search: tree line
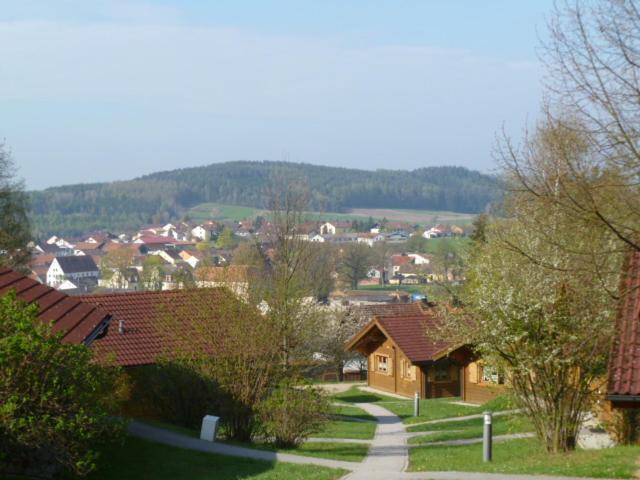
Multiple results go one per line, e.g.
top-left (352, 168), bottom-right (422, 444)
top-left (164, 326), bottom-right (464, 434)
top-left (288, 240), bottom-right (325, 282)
top-left (29, 161), bottom-right (499, 237)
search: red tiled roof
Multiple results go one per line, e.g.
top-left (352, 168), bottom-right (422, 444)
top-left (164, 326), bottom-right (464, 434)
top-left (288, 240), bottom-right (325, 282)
top-left (346, 306), bottom-right (453, 363)
top-left (0, 266), bottom-right (111, 344)
top-left (608, 251), bottom-right (640, 399)
top-left (348, 302), bottom-right (426, 321)
top-left (391, 255), bottom-right (413, 267)
top-left (79, 289), bottom-right (227, 366)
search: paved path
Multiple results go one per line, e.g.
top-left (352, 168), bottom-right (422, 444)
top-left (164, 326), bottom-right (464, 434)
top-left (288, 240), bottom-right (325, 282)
top-left (343, 402), bottom-right (409, 480)
top-left (128, 420), bottom-right (360, 471)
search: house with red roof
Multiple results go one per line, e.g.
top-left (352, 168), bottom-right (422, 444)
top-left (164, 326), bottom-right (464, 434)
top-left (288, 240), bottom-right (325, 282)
top-left (0, 267), bottom-right (112, 345)
top-left (608, 251), bottom-right (640, 408)
top-left (346, 305), bottom-right (505, 403)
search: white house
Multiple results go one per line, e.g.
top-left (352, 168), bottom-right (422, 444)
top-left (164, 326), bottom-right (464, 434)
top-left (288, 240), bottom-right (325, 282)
top-left (310, 234), bottom-right (326, 243)
top-left (191, 225), bottom-right (211, 241)
top-left (408, 253), bottom-right (431, 265)
top-left (422, 227), bottom-right (443, 239)
top-left (47, 256), bottom-right (99, 288)
top-left (320, 222), bottom-right (336, 235)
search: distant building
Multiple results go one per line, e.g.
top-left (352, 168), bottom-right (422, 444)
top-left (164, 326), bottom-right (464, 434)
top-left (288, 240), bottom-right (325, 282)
top-left (46, 255), bottom-right (99, 290)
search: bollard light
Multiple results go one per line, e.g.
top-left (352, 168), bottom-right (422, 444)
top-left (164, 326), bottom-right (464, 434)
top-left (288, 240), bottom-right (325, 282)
top-left (414, 392), bottom-right (420, 417)
top-left (483, 411), bottom-right (492, 462)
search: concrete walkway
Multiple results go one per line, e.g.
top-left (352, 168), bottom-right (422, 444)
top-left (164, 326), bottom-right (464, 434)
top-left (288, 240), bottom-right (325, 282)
top-left (128, 420), bottom-right (360, 471)
top-left (343, 402), bottom-right (409, 480)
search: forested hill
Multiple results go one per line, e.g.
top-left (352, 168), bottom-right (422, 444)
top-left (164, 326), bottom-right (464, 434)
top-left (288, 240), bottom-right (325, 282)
top-left (29, 161), bottom-right (499, 237)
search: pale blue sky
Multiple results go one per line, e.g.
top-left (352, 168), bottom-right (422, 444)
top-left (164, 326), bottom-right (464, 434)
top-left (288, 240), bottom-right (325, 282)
top-left (0, 1), bottom-right (553, 189)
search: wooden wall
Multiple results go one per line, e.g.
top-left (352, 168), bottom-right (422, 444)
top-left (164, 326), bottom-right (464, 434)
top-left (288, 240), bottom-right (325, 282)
top-left (462, 361), bottom-right (504, 404)
top-left (367, 338), bottom-right (421, 397)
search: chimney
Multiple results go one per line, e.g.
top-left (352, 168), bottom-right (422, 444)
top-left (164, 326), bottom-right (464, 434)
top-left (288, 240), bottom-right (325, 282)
top-left (118, 319), bottom-right (125, 335)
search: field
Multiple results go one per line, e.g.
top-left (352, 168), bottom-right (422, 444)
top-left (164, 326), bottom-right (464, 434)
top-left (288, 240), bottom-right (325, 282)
top-left (188, 203), bottom-right (476, 226)
top-left (348, 208), bottom-right (476, 225)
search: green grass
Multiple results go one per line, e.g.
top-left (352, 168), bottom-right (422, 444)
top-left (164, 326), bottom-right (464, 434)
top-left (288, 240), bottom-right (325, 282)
top-left (407, 414), bottom-right (533, 442)
top-left (408, 437), bottom-right (640, 478)
top-left (189, 203), bottom-right (265, 222)
top-left (331, 386), bottom-right (403, 404)
top-left (86, 436), bottom-right (346, 480)
top-left (313, 404), bottom-right (377, 440)
top-left (331, 404), bottom-right (377, 422)
top-left (225, 440), bottom-right (369, 463)
top-left (188, 202), bottom-right (475, 227)
top-left (136, 417), bottom-right (368, 461)
top-left (313, 420), bottom-right (376, 440)
top-left (331, 387), bottom-right (512, 424)
top-left (140, 419), bottom-right (200, 438)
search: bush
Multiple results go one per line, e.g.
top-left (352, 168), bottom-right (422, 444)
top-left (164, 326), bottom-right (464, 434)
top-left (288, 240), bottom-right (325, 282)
top-left (0, 291), bottom-right (125, 478)
top-left (257, 381), bottom-right (329, 448)
top-left (124, 360), bottom-right (221, 430)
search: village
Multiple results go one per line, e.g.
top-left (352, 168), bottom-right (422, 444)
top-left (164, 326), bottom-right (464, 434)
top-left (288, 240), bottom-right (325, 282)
top-left (3, 1), bottom-right (640, 480)
top-left (31, 218), bottom-right (467, 295)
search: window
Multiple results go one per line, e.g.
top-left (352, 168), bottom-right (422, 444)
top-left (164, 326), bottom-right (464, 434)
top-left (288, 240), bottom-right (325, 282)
top-left (434, 364), bottom-right (450, 382)
top-left (375, 355), bottom-right (389, 374)
top-left (401, 359), bottom-right (416, 380)
top-left (480, 365), bottom-right (504, 385)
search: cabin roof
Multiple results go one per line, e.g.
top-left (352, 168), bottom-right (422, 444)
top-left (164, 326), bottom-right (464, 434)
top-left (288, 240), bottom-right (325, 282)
top-left (608, 251), bottom-right (640, 400)
top-left (346, 308), bottom-right (455, 363)
top-left (79, 288), bottom-right (228, 366)
top-left (0, 266), bottom-right (111, 344)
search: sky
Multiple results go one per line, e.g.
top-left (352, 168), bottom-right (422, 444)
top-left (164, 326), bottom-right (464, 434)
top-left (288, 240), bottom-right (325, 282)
top-left (0, 0), bottom-right (553, 190)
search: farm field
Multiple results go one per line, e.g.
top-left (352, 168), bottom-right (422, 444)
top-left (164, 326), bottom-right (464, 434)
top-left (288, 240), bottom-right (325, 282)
top-left (188, 203), bottom-right (476, 226)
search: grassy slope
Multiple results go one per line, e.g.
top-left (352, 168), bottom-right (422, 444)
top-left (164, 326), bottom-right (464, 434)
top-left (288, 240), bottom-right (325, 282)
top-left (312, 404), bottom-right (377, 440)
top-left (188, 202), bottom-right (476, 226)
top-left (87, 436), bottom-right (346, 480)
top-left (407, 414), bottom-right (532, 442)
top-left (408, 437), bottom-right (640, 479)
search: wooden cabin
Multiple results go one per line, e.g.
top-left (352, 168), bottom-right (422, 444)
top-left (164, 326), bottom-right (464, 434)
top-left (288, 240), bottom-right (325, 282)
top-left (607, 251), bottom-right (640, 409)
top-left (346, 309), bottom-right (505, 403)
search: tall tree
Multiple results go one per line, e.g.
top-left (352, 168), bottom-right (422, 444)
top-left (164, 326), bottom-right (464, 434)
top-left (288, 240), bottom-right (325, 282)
top-left (254, 178), bottom-right (321, 372)
top-left (449, 120), bottom-right (621, 453)
top-left (526, 0), bottom-right (640, 255)
top-left (0, 143), bottom-right (31, 271)
top-left (339, 243), bottom-right (373, 290)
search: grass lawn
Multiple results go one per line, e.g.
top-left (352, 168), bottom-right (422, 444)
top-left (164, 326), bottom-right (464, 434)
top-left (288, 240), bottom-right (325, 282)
top-left (407, 414), bottom-right (533, 442)
top-left (224, 440), bottom-right (369, 463)
top-left (331, 403), bottom-right (377, 422)
top-left (357, 284), bottom-right (424, 294)
top-left (332, 387), bottom-right (512, 424)
top-left (136, 418), bottom-right (368, 462)
top-left (316, 403), bottom-right (376, 440)
top-left (408, 437), bottom-right (640, 478)
top-left (86, 436), bottom-right (346, 480)
top-left (331, 386), bottom-right (402, 404)
top-left (313, 420), bottom-right (376, 440)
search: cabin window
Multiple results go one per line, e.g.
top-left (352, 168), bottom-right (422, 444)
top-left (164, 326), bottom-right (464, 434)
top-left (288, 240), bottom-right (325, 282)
top-left (401, 359), bottom-right (416, 380)
top-left (434, 364), bottom-right (450, 382)
top-left (480, 365), bottom-right (505, 385)
top-left (375, 355), bottom-right (390, 374)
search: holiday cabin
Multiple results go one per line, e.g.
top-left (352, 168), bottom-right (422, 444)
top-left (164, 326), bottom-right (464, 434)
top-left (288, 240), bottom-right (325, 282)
top-left (345, 306), bottom-right (505, 403)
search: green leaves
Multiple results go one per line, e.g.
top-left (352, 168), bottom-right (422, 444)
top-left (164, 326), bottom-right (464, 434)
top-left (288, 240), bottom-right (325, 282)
top-left (0, 291), bottom-right (125, 477)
